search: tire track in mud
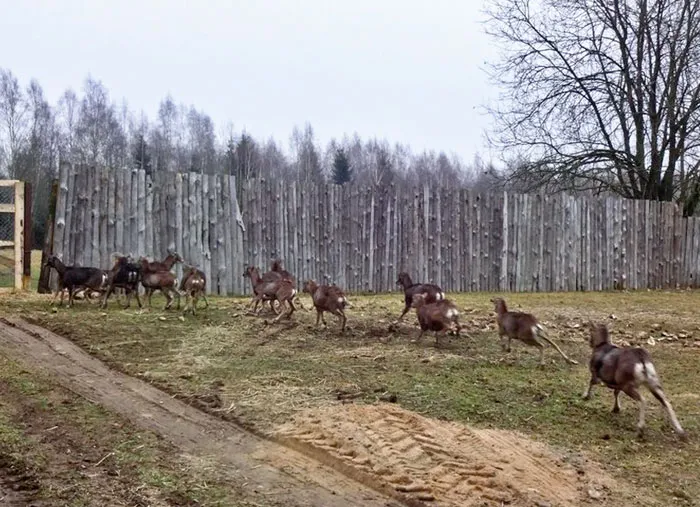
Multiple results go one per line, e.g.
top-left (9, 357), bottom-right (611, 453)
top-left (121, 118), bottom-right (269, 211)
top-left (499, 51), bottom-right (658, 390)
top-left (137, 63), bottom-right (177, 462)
top-left (0, 317), bottom-right (405, 507)
top-left (275, 404), bottom-right (618, 506)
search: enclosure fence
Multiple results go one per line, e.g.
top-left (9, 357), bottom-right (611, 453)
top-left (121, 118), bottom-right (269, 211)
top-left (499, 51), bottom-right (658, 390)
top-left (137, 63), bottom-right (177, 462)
top-left (50, 163), bottom-right (700, 295)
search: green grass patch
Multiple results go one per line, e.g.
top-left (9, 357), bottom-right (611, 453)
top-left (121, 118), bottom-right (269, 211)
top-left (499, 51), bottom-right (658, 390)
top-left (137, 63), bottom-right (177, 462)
top-left (3, 288), bottom-right (700, 505)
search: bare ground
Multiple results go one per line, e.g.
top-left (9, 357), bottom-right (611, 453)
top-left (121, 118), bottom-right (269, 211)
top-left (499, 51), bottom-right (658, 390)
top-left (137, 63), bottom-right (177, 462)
top-left (0, 316), bottom-right (396, 507)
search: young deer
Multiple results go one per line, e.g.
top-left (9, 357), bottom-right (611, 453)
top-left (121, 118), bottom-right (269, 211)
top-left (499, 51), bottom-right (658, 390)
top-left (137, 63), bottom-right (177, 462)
top-left (179, 264), bottom-right (209, 311)
top-left (583, 322), bottom-right (686, 440)
top-left (491, 297), bottom-right (578, 366)
top-left (181, 265), bottom-right (206, 315)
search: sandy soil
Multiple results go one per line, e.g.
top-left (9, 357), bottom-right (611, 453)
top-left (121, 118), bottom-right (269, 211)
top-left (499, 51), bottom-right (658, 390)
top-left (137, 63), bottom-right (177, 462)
top-left (276, 403), bottom-right (620, 506)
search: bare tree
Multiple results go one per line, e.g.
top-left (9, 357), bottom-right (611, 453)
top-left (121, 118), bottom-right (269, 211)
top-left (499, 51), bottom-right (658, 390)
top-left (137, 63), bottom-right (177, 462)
top-left (0, 68), bottom-right (28, 177)
top-left (486, 0), bottom-right (700, 214)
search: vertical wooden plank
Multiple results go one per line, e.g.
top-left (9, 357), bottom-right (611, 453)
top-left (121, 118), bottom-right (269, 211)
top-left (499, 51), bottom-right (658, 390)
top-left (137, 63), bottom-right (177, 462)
top-left (145, 173), bottom-right (154, 258)
top-left (129, 169), bottom-right (138, 257)
top-left (13, 182), bottom-right (25, 289)
top-left (99, 169), bottom-right (109, 263)
top-left (121, 169), bottom-right (131, 263)
top-left (83, 166), bottom-right (94, 267)
top-left (181, 173), bottom-right (190, 265)
top-left (89, 166), bottom-right (100, 267)
top-left (201, 174), bottom-right (211, 293)
top-left (71, 168), bottom-right (85, 266)
top-left (115, 169), bottom-right (125, 263)
top-left (211, 174), bottom-right (222, 294)
top-left (221, 174), bottom-right (233, 294)
top-left (136, 170), bottom-right (146, 257)
top-left (673, 204), bottom-right (682, 288)
top-left (52, 162), bottom-right (70, 260)
top-left (174, 173), bottom-right (184, 281)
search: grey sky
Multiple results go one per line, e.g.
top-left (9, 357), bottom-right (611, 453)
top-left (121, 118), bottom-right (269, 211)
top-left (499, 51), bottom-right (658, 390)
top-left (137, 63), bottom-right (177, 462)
top-left (1, 0), bottom-right (499, 163)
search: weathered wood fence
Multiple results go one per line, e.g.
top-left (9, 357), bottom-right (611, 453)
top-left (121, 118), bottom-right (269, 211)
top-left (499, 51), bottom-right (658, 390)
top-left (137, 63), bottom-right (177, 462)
top-left (51, 163), bottom-right (700, 295)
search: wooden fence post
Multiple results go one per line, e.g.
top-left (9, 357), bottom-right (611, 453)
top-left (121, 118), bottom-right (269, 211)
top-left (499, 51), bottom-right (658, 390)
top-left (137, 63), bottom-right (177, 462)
top-left (14, 181), bottom-right (25, 291)
top-left (38, 180), bottom-right (58, 293)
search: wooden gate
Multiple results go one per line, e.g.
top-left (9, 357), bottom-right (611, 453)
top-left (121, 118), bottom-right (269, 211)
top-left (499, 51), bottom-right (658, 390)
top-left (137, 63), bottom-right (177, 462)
top-left (0, 180), bottom-right (31, 291)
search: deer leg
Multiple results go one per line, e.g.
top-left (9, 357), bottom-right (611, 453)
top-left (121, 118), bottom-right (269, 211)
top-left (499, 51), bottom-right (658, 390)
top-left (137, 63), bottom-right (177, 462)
top-left (202, 293), bottom-right (209, 308)
top-left (272, 301), bottom-right (287, 323)
top-left (337, 309), bottom-right (347, 332)
top-left (622, 386), bottom-right (645, 437)
top-left (286, 299), bottom-right (296, 319)
top-left (67, 288), bottom-right (75, 308)
top-left (648, 384), bottom-right (686, 438)
top-left (315, 309), bottom-right (322, 327)
top-left (101, 286), bottom-right (113, 309)
top-left (164, 289), bottom-right (173, 310)
top-left (582, 376), bottom-right (598, 400)
top-left (134, 287), bottom-right (143, 309)
top-left (330, 308), bottom-right (346, 332)
top-left (612, 390), bottom-right (621, 413)
top-left (394, 303), bottom-right (411, 324)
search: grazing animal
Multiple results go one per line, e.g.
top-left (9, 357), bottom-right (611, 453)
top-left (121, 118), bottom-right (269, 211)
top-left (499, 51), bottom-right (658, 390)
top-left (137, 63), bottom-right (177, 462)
top-left (394, 272), bottom-right (445, 324)
top-left (243, 266), bottom-right (297, 321)
top-left (181, 265), bottom-right (206, 315)
top-left (101, 255), bottom-right (143, 309)
top-left (179, 264), bottom-right (209, 311)
top-left (411, 293), bottom-right (460, 347)
top-left (490, 297), bottom-right (578, 365)
top-left (583, 322), bottom-right (686, 439)
top-left (302, 280), bottom-right (349, 332)
top-left (45, 255), bottom-right (106, 308)
top-left (139, 258), bottom-right (180, 310)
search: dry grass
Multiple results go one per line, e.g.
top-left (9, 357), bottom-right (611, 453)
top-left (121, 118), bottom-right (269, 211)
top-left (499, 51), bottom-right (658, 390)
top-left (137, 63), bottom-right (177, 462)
top-left (2, 288), bottom-right (700, 505)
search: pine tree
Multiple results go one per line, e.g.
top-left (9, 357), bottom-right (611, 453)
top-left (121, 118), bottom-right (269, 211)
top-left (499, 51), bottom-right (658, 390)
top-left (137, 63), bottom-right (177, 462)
top-left (332, 148), bottom-right (352, 185)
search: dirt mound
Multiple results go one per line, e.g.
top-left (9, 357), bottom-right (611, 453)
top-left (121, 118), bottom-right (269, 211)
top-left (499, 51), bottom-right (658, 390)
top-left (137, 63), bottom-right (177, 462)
top-left (275, 403), bottom-right (617, 506)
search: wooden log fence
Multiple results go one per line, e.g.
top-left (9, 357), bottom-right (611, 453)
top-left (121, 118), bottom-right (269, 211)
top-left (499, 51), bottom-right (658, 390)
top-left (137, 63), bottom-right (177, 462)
top-left (50, 163), bottom-right (700, 295)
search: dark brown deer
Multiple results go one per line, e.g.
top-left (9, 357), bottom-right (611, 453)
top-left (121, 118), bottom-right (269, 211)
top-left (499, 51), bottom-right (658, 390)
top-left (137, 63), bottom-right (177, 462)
top-left (45, 255), bottom-right (106, 308)
top-left (394, 272), bottom-right (445, 324)
top-left (583, 322), bottom-right (686, 440)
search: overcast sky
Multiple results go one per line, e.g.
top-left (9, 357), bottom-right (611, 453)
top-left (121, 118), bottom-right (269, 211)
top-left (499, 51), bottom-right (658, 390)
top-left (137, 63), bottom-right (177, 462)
top-left (1, 0), bottom-right (500, 163)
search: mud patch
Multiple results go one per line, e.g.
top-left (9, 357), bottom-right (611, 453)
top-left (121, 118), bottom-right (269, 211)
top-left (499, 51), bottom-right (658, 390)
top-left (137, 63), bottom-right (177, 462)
top-left (275, 403), bottom-right (618, 506)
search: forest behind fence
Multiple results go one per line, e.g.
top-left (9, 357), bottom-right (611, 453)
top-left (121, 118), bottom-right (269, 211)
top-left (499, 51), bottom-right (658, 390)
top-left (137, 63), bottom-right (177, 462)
top-left (49, 163), bottom-right (700, 295)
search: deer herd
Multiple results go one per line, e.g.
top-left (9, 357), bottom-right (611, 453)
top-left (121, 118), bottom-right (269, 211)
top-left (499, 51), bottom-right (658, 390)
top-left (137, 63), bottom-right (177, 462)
top-left (44, 252), bottom-right (688, 441)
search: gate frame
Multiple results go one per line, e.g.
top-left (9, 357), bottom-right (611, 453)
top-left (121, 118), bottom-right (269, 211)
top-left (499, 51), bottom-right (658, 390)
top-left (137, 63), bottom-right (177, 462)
top-left (0, 180), bottom-right (31, 292)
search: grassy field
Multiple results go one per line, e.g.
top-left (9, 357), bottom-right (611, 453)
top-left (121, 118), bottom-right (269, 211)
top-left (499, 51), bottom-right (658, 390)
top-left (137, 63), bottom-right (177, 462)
top-left (0, 286), bottom-right (697, 505)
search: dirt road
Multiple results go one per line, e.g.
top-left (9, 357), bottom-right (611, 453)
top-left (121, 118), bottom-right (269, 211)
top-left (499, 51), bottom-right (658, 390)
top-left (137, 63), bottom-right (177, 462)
top-left (0, 317), bottom-right (405, 507)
